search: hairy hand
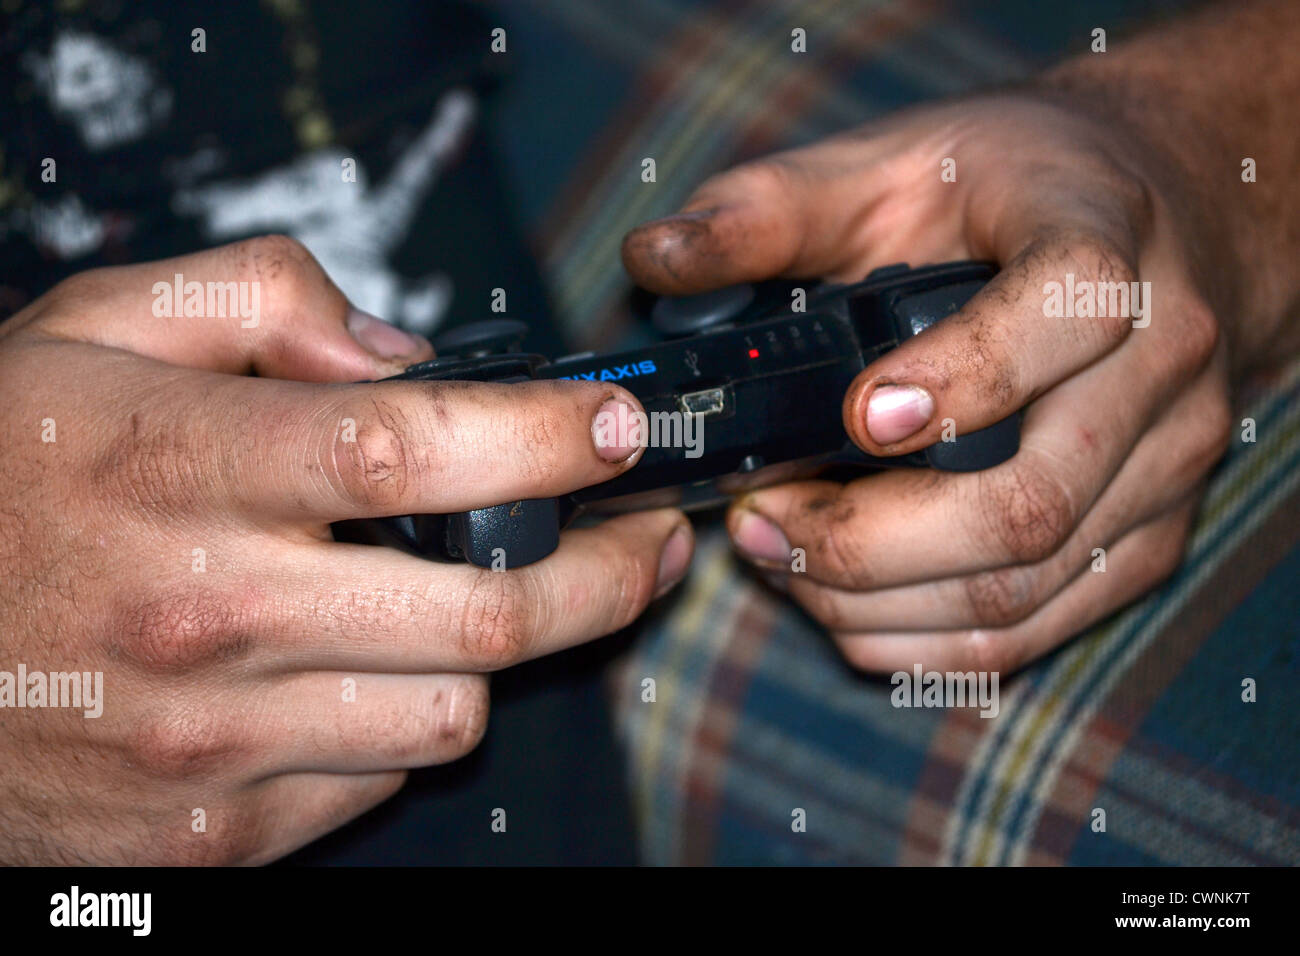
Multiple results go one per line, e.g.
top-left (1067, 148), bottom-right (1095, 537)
top-left (0, 236), bottom-right (691, 864)
top-left (622, 87), bottom-right (1280, 675)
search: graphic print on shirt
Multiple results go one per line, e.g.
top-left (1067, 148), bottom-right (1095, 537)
top-left (173, 89), bottom-right (477, 335)
top-left (16, 28), bottom-right (474, 336)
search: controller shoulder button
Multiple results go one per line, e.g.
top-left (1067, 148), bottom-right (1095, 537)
top-left (651, 283), bottom-right (755, 336)
top-left (433, 318), bottom-right (529, 357)
top-left (894, 279), bottom-right (987, 336)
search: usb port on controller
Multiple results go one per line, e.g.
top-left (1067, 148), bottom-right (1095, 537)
top-left (678, 387), bottom-right (726, 417)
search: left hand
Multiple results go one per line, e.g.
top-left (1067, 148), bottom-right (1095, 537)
top-left (620, 93), bottom-right (1249, 676)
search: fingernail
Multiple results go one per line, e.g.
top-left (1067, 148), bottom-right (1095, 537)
top-left (866, 384), bottom-right (934, 445)
top-left (347, 307), bottom-right (426, 359)
top-left (591, 396), bottom-right (645, 462)
top-left (655, 524), bottom-right (693, 597)
top-left (643, 207), bottom-right (720, 228)
top-left (668, 207), bottom-right (719, 221)
top-left (731, 509), bottom-right (791, 566)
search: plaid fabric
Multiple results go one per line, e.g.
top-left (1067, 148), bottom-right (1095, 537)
top-left (610, 361), bottom-right (1300, 865)
top-left (490, 0), bottom-right (1299, 864)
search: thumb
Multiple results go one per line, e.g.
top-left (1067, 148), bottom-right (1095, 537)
top-left (27, 235), bottom-right (432, 383)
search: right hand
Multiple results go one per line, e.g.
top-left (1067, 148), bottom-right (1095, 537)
top-left (0, 236), bottom-right (692, 865)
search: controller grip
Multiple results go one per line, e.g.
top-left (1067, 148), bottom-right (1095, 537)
top-left (447, 499), bottom-right (560, 569)
top-left (922, 412), bottom-right (1020, 471)
top-left (332, 498), bottom-right (561, 568)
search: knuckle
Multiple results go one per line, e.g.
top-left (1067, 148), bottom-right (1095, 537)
top-left (229, 234), bottom-right (317, 289)
top-left (162, 797), bottom-right (266, 866)
top-left (1037, 229), bottom-right (1140, 345)
top-left (819, 521), bottom-right (869, 586)
top-left (981, 460), bottom-right (1077, 564)
top-left (1040, 228), bottom-right (1138, 286)
top-left (116, 589), bottom-right (255, 673)
top-left (91, 409), bottom-right (202, 517)
top-left (1113, 166), bottom-right (1155, 230)
top-left (807, 499), bottom-right (873, 588)
top-left (203, 812), bottom-right (265, 866)
top-left (1075, 231), bottom-right (1138, 281)
top-left (128, 705), bottom-right (245, 780)
top-left (459, 573), bottom-right (534, 668)
top-left (963, 565), bottom-right (1040, 627)
top-left (1079, 149), bottom-right (1156, 236)
top-left (957, 629), bottom-right (1018, 676)
top-left (228, 234), bottom-right (334, 330)
top-left (326, 397), bottom-right (424, 511)
top-left (1175, 297), bottom-right (1221, 370)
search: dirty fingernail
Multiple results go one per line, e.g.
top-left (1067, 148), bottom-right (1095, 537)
top-left (635, 207), bottom-right (722, 234)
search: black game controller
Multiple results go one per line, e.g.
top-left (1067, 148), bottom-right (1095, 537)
top-left (334, 261), bottom-right (1019, 568)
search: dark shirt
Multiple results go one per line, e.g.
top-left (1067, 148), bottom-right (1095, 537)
top-left (0, 0), bottom-right (632, 865)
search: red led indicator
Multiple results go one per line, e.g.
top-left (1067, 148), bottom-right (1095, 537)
top-left (748, 348), bottom-right (760, 359)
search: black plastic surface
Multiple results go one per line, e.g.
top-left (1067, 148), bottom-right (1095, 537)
top-left (432, 318), bottom-right (530, 356)
top-left (345, 260), bottom-right (1016, 568)
top-left (449, 499), bottom-right (560, 568)
top-left (651, 283), bottom-right (755, 336)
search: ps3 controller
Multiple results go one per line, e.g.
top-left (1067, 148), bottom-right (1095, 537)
top-left (334, 261), bottom-right (1019, 568)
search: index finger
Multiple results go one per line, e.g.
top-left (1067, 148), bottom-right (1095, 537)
top-left (97, 367), bottom-right (649, 522)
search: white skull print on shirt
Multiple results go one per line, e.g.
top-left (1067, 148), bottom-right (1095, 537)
top-left (173, 89), bottom-right (477, 335)
top-left (20, 28), bottom-right (475, 337)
